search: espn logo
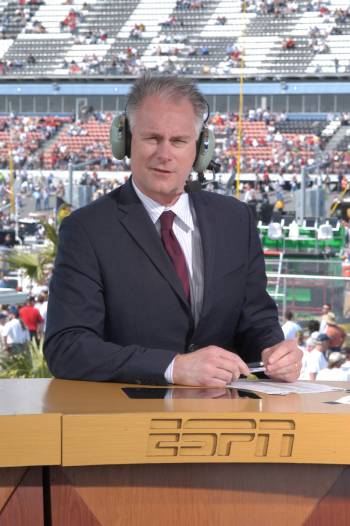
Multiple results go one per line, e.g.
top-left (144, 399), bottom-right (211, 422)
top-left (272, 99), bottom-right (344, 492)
top-left (147, 418), bottom-right (295, 458)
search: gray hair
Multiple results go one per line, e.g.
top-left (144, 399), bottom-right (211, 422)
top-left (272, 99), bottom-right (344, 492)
top-left (126, 75), bottom-right (208, 137)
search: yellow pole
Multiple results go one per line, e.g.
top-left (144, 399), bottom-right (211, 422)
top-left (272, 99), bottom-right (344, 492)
top-left (235, 0), bottom-right (246, 198)
top-left (8, 145), bottom-right (15, 215)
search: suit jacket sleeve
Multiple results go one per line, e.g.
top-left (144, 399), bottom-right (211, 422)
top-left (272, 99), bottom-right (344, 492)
top-left (44, 215), bottom-right (177, 384)
top-left (233, 206), bottom-right (284, 360)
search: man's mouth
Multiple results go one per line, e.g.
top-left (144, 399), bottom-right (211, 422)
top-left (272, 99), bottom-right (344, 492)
top-left (152, 168), bottom-right (173, 174)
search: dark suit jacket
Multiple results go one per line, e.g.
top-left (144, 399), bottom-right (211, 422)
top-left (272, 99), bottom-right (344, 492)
top-left (44, 179), bottom-right (283, 384)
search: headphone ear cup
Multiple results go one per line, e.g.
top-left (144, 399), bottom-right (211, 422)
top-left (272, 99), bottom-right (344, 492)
top-left (110, 114), bottom-right (131, 159)
top-left (193, 127), bottom-right (215, 173)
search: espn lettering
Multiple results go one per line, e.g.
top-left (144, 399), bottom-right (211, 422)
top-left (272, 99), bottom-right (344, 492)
top-left (147, 418), bottom-right (295, 458)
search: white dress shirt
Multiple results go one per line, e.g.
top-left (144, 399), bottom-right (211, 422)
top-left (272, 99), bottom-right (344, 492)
top-left (132, 179), bottom-right (204, 383)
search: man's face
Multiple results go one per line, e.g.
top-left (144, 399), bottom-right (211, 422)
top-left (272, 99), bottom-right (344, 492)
top-left (130, 94), bottom-right (198, 206)
top-left (322, 305), bottom-right (330, 314)
top-left (316, 341), bottom-right (329, 353)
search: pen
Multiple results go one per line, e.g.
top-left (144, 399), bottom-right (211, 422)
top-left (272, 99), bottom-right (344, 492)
top-left (247, 361), bottom-right (266, 373)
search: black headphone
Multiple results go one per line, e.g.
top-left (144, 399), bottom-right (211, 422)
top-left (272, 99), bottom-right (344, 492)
top-left (109, 105), bottom-right (215, 174)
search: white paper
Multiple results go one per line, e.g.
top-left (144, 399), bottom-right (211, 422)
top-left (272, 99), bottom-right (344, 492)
top-left (333, 395), bottom-right (350, 404)
top-left (227, 380), bottom-right (346, 396)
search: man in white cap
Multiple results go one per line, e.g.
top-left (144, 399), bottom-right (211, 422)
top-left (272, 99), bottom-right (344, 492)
top-left (306, 333), bottom-right (330, 380)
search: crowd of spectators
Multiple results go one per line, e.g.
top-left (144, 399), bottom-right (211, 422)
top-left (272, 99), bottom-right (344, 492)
top-left (129, 23), bottom-right (146, 39)
top-left (0, 292), bottom-right (48, 357)
top-left (60, 7), bottom-right (83, 33)
top-left (1, 0), bottom-right (349, 78)
top-left (1, 110), bottom-right (350, 182)
top-left (245, 0), bottom-right (300, 16)
top-left (0, 0), bottom-right (43, 39)
top-left (176, 0), bottom-right (206, 9)
top-left (281, 306), bottom-right (350, 382)
top-left (73, 28), bottom-right (108, 45)
top-left (0, 115), bottom-right (68, 170)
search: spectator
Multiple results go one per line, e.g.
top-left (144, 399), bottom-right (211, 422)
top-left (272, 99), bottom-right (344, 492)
top-left (306, 333), bottom-right (330, 380)
top-left (308, 319), bottom-right (320, 335)
top-left (324, 313), bottom-right (347, 352)
top-left (282, 37), bottom-right (296, 49)
top-left (19, 296), bottom-right (44, 341)
top-left (341, 347), bottom-right (350, 377)
top-left (316, 351), bottom-right (348, 381)
top-left (319, 303), bottom-right (332, 332)
top-left (35, 291), bottom-right (48, 331)
top-left (2, 306), bottom-right (30, 354)
top-left (282, 311), bottom-right (302, 340)
top-left (298, 334), bottom-right (317, 380)
top-left (27, 53), bottom-right (36, 65)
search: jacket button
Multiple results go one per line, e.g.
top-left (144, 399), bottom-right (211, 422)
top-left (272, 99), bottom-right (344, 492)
top-left (188, 344), bottom-right (196, 352)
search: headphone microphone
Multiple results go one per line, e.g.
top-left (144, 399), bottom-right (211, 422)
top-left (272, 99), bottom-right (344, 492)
top-left (184, 179), bottom-right (202, 193)
top-left (184, 160), bottom-right (222, 193)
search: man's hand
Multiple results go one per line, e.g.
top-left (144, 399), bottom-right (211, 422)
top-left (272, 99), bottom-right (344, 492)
top-left (262, 340), bottom-right (303, 382)
top-left (173, 346), bottom-right (250, 387)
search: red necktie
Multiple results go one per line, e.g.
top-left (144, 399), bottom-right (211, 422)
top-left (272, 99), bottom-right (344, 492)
top-left (160, 211), bottom-right (191, 302)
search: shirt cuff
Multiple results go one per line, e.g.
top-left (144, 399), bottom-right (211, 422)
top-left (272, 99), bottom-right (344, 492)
top-left (164, 358), bottom-right (175, 384)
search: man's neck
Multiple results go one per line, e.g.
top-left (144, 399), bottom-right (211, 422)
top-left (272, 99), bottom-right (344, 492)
top-left (131, 178), bottom-right (183, 208)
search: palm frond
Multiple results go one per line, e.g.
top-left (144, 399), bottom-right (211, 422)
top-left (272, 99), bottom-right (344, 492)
top-left (7, 252), bottom-right (41, 280)
top-left (0, 338), bottom-right (52, 378)
top-left (41, 222), bottom-right (59, 256)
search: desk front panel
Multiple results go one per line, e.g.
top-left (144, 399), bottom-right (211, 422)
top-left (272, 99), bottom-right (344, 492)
top-left (62, 411), bottom-right (350, 466)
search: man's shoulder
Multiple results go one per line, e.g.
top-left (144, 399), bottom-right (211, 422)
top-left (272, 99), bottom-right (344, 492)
top-left (4, 319), bottom-right (16, 329)
top-left (63, 186), bottom-right (123, 226)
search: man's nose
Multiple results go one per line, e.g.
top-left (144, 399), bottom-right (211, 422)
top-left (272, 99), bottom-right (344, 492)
top-left (156, 140), bottom-right (172, 160)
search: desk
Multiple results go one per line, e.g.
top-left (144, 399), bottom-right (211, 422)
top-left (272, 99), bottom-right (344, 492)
top-left (0, 379), bottom-right (60, 526)
top-left (1, 379), bottom-right (350, 526)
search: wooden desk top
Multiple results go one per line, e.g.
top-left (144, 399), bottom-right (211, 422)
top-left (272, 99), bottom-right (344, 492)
top-left (1, 379), bottom-right (350, 467)
top-left (1, 378), bottom-right (350, 415)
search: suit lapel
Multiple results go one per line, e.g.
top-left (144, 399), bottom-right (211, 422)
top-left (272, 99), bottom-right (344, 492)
top-left (191, 191), bottom-right (217, 321)
top-left (112, 180), bottom-right (190, 310)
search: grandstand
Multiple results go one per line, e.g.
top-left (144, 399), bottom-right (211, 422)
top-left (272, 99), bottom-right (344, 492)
top-left (0, 0), bottom-right (350, 79)
top-left (0, 0), bottom-right (350, 182)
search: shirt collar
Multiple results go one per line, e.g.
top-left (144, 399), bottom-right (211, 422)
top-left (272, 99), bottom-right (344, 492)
top-left (132, 178), bottom-right (194, 231)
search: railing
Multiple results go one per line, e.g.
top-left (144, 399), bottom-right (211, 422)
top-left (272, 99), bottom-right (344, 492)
top-left (266, 271), bottom-right (350, 326)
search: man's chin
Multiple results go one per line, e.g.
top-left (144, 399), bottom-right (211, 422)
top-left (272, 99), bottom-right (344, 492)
top-left (149, 185), bottom-right (184, 205)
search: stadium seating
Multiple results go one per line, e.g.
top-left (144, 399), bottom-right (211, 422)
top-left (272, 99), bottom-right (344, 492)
top-left (0, 0), bottom-right (350, 79)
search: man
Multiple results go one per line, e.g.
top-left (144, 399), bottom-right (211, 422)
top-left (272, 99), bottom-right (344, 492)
top-left (281, 310), bottom-right (302, 341)
top-left (316, 351), bottom-right (347, 381)
top-left (2, 306), bottom-right (30, 354)
top-left (19, 296), bottom-right (44, 341)
top-left (298, 334), bottom-right (316, 380)
top-left (44, 76), bottom-right (301, 386)
top-left (341, 347), bottom-right (350, 379)
top-left (35, 290), bottom-right (48, 331)
top-left (306, 333), bottom-right (329, 380)
top-left (324, 312), bottom-right (347, 352)
top-left (319, 303), bottom-right (331, 333)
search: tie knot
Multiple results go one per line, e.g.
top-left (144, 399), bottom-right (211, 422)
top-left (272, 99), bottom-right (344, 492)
top-left (160, 210), bottom-right (175, 232)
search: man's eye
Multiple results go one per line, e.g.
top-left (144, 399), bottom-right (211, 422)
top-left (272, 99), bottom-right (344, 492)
top-left (173, 139), bottom-right (186, 145)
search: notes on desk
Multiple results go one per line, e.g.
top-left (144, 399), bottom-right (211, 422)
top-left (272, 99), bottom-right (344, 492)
top-left (227, 380), bottom-right (346, 396)
top-left (333, 395), bottom-right (350, 404)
